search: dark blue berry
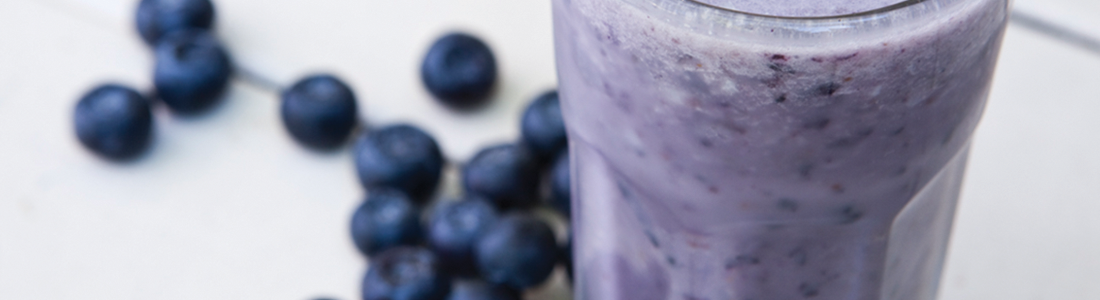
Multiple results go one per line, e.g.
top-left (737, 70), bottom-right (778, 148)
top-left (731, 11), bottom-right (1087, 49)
top-left (548, 151), bottom-right (571, 217)
top-left (475, 213), bottom-right (557, 290)
top-left (447, 280), bottom-right (521, 300)
top-left (153, 29), bottom-right (232, 115)
top-left (280, 74), bottom-right (359, 149)
top-left (73, 84), bottom-right (153, 160)
top-left (135, 0), bottom-right (215, 45)
top-left (462, 144), bottom-right (539, 210)
top-left (362, 247), bottom-right (451, 300)
top-left (351, 189), bottom-right (424, 256)
top-left (354, 124), bottom-right (444, 203)
top-left (520, 91), bottom-right (566, 159)
top-left (420, 33), bottom-right (497, 109)
top-left (427, 199), bottom-right (499, 277)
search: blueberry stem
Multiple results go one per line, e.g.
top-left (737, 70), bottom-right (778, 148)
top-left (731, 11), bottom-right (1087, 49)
top-left (1011, 8), bottom-right (1100, 56)
top-left (236, 61), bottom-right (376, 134)
top-left (233, 61), bottom-right (285, 92)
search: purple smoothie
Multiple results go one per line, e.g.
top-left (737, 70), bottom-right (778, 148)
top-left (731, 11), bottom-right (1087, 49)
top-left (552, 0), bottom-right (1008, 299)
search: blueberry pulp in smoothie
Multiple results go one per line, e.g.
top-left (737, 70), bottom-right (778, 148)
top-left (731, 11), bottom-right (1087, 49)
top-left (552, 0), bottom-right (1008, 299)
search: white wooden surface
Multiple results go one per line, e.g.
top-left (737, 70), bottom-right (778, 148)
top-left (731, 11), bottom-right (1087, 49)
top-left (0, 0), bottom-right (1096, 299)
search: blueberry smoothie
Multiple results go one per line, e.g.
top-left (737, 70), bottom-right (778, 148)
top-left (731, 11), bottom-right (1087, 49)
top-left (552, 0), bottom-right (1008, 299)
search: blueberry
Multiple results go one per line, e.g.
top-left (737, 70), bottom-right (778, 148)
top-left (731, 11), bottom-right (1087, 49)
top-left (153, 29), bottom-right (232, 115)
top-left (520, 91), bottom-right (566, 159)
top-left (363, 247), bottom-right (451, 300)
top-left (351, 189), bottom-right (424, 256)
top-left (420, 33), bottom-right (497, 109)
top-left (135, 0), bottom-right (215, 45)
top-left (475, 213), bottom-right (558, 290)
top-left (462, 144), bottom-right (539, 210)
top-left (427, 198), bottom-right (500, 277)
top-left (280, 74), bottom-right (359, 149)
top-left (354, 124), bottom-right (444, 203)
top-left (548, 151), bottom-right (571, 217)
top-left (73, 84), bottom-right (154, 160)
top-left (447, 280), bottom-right (522, 300)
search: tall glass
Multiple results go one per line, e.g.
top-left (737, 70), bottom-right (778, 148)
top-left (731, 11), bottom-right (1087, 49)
top-left (552, 0), bottom-right (1009, 299)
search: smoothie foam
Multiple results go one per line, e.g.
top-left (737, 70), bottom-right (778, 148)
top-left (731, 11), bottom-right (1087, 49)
top-left (552, 0), bottom-right (1008, 299)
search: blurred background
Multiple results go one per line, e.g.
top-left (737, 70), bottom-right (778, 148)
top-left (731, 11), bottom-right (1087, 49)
top-left (0, 0), bottom-right (1096, 299)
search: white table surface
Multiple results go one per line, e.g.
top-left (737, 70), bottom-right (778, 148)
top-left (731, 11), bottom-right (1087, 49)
top-left (0, 0), bottom-right (1096, 299)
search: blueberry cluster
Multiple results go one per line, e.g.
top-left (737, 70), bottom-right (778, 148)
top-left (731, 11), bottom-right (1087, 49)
top-left (352, 88), bottom-right (574, 300)
top-left (350, 33), bottom-right (574, 300)
top-left (73, 0), bottom-right (232, 161)
top-left (76, 1), bottom-right (360, 158)
top-left (72, 1), bottom-right (574, 299)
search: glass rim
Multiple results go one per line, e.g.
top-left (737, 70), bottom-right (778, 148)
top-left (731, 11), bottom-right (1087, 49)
top-left (683, 0), bottom-right (928, 20)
